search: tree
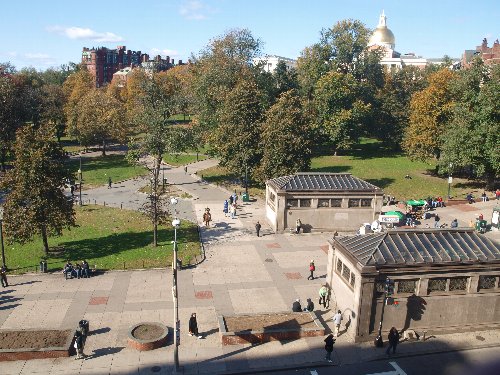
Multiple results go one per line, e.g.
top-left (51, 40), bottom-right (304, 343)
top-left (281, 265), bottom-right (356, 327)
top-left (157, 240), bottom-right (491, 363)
top-left (63, 69), bottom-right (94, 142)
top-left (74, 88), bottom-right (128, 154)
top-left (403, 68), bottom-right (457, 161)
top-left (439, 63), bottom-right (500, 187)
top-left (210, 78), bottom-right (263, 176)
top-left (40, 84), bottom-right (66, 142)
top-left (0, 124), bottom-right (75, 255)
top-left (191, 29), bottom-right (263, 131)
top-left (314, 71), bottom-right (371, 154)
top-left (256, 90), bottom-right (313, 182)
top-left (127, 73), bottom-right (189, 246)
top-left (272, 61), bottom-right (299, 99)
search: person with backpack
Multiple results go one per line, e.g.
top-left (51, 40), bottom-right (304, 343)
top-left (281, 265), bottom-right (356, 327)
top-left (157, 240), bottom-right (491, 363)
top-left (74, 330), bottom-right (87, 359)
top-left (324, 334), bottom-right (335, 362)
top-left (255, 221), bottom-right (262, 237)
top-left (307, 260), bottom-right (315, 280)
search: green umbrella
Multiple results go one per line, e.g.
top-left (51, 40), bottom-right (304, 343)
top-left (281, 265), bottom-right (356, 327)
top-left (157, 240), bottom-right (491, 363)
top-left (385, 211), bottom-right (405, 219)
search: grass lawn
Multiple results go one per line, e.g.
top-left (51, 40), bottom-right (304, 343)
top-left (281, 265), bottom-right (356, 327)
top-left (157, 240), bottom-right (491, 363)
top-left (162, 153), bottom-right (208, 167)
top-left (60, 137), bottom-right (84, 154)
top-left (5, 205), bottom-right (201, 274)
top-left (67, 154), bottom-right (147, 188)
top-left (199, 139), bottom-right (475, 201)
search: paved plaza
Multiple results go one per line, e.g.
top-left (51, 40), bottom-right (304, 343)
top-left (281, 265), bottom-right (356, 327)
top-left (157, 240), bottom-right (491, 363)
top-left (1, 159), bottom-right (499, 374)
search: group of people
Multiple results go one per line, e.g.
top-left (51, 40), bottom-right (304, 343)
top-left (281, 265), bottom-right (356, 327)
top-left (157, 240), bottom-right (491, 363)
top-left (292, 298), bottom-right (314, 312)
top-left (63, 260), bottom-right (91, 279)
top-left (291, 284), bottom-right (331, 313)
top-left (223, 192), bottom-right (239, 219)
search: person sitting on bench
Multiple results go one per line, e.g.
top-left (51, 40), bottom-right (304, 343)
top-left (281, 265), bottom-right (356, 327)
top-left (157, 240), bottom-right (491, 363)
top-left (63, 261), bottom-right (74, 279)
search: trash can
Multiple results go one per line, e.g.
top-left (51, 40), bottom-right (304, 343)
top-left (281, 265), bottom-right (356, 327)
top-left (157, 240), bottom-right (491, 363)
top-left (78, 320), bottom-right (90, 336)
top-left (242, 193), bottom-right (249, 202)
top-left (39, 260), bottom-right (47, 273)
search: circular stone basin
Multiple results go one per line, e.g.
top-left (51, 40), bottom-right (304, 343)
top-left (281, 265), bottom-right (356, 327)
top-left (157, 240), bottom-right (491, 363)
top-left (127, 322), bottom-right (169, 351)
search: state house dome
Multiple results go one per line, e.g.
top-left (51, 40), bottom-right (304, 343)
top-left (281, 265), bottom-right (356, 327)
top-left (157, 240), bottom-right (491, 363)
top-left (368, 11), bottom-right (395, 50)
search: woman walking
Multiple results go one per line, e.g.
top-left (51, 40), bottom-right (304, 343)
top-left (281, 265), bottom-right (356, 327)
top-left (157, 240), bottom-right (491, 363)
top-left (324, 334), bottom-right (335, 362)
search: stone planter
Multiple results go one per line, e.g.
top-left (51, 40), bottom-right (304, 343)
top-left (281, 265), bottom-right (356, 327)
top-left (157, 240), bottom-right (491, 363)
top-left (127, 323), bottom-right (169, 351)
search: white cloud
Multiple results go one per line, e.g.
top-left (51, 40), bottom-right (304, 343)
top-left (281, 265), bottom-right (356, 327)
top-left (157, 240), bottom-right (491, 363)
top-left (150, 48), bottom-right (180, 57)
top-left (179, 0), bottom-right (210, 20)
top-left (47, 26), bottom-right (124, 42)
top-left (23, 52), bottom-right (57, 67)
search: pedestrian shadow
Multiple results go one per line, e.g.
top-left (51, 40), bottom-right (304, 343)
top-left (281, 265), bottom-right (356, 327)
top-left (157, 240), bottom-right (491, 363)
top-left (314, 310), bottom-right (333, 334)
top-left (91, 327), bottom-right (111, 335)
top-left (10, 281), bottom-right (42, 287)
top-left (89, 346), bottom-right (124, 359)
top-left (202, 328), bottom-right (219, 337)
top-left (0, 289), bottom-right (15, 295)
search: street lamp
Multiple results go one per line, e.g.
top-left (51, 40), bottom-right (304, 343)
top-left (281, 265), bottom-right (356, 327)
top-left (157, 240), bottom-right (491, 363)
top-left (170, 197), bottom-right (180, 373)
top-left (0, 206), bottom-right (6, 269)
top-left (78, 155), bottom-right (83, 206)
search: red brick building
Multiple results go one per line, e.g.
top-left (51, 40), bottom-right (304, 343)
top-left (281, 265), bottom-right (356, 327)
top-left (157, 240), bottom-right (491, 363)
top-left (462, 38), bottom-right (500, 67)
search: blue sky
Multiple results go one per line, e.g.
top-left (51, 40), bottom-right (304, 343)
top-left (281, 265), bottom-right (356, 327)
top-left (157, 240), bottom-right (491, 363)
top-left (2, 0), bottom-right (499, 70)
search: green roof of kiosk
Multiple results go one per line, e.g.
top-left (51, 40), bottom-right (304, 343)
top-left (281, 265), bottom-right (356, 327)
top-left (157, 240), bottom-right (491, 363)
top-left (406, 200), bottom-right (426, 206)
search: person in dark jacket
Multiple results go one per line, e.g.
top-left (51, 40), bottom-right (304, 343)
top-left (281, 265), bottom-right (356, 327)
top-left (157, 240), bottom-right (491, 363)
top-left (386, 327), bottom-right (400, 355)
top-left (255, 221), bottom-right (262, 237)
top-left (74, 330), bottom-right (87, 359)
top-left (0, 266), bottom-right (8, 287)
top-left (189, 313), bottom-right (202, 338)
top-left (324, 334), bottom-right (335, 362)
top-left (304, 298), bottom-right (314, 312)
top-left (292, 299), bottom-right (302, 312)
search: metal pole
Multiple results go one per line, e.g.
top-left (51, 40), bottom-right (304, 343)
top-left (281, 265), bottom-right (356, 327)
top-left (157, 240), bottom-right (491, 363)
top-left (79, 156), bottom-right (82, 206)
top-left (245, 163), bottom-right (249, 196)
top-left (0, 220), bottom-right (5, 268)
top-left (173, 224), bottom-right (180, 372)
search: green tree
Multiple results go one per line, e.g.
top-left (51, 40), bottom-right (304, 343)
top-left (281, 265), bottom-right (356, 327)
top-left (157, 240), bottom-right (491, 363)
top-left (272, 61), bottom-right (299, 99)
top-left (256, 90), bottom-right (313, 182)
top-left (403, 68), bottom-right (457, 161)
top-left (211, 79), bottom-right (263, 176)
top-left (314, 71), bottom-right (371, 154)
top-left (0, 124), bottom-right (75, 255)
top-left (63, 69), bottom-right (94, 143)
top-left (40, 84), bottom-right (66, 142)
top-left (439, 63), bottom-right (499, 187)
top-left (127, 73), bottom-right (188, 246)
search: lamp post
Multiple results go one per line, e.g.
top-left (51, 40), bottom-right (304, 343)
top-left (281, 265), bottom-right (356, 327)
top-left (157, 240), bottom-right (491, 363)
top-left (170, 197), bottom-right (180, 373)
top-left (78, 155), bottom-right (83, 206)
top-left (0, 206), bottom-right (6, 269)
top-left (447, 163), bottom-right (453, 199)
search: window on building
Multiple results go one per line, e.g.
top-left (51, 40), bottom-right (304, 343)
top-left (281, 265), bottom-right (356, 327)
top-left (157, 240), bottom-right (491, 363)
top-left (318, 199), bottom-right (330, 208)
top-left (336, 259), bottom-right (342, 273)
top-left (478, 275), bottom-right (497, 290)
top-left (342, 263), bottom-right (351, 281)
top-left (350, 273), bottom-right (356, 287)
top-left (287, 199), bottom-right (298, 208)
top-left (397, 280), bottom-right (417, 294)
top-left (348, 199), bottom-right (360, 208)
top-left (300, 199), bottom-right (311, 207)
top-left (361, 199), bottom-right (372, 207)
top-left (331, 199), bottom-right (342, 207)
top-left (449, 277), bottom-right (468, 291)
top-left (428, 278), bottom-right (447, 293)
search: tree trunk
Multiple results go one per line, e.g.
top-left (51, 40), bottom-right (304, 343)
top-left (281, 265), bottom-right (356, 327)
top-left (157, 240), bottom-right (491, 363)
top-left (0, 149), bottom-right (5, 172)
top-left (102, 140), bottom-right (106, 156)
top-left (41, 225), bottom-right (50, 255)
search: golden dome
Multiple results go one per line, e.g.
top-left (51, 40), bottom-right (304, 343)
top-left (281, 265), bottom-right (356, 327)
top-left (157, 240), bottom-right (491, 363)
top-left (369, 27), bottom-right (395, 46)
top-left (369, 11), bottom-right (395, 48)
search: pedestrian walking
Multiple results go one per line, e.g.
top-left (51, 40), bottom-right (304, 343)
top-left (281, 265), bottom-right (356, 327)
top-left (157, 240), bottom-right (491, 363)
top-left (70, 185), bottom-right (75, 196)
top-left (496, 189), bottom-right (500, 201)
top-left (307, 260), bottom-right (315, 280)
top-left (232, 192), bottom-right (238, 206)
top-left (228, 195), bottom-right (234, 205)
top-left (434, 214), bottom-right (440, 228)
top-left (184, 166), bottom-right (188, 174)
top-left (73, 330), bottom-right (87, 359)
top-left (319, 285), bottom-right (328, 308)
top-left (295, 219), bottom-right (302, 234)
top-left (292, 299), bottom-right (302, 312)
top-left (188, 313), bottom-right (202, 339)
top-left (230, 204), bottom-right (236, 219)
top-left (255, 221), bottom-right (262, 237)
top-left (333, 310), bottom-right (342, 337)
top-left (203, 208), bottom-right (211, 227)
top-left (386, 327), bottom-right (400, 355)
top-left (304, 298), bottom-right (314, 312)
top-left (324, 334), bottom-right (335, 362)
top-left (108, 176), bottom-right (112, 189)
top-left (223, 200), bottom-right (229, 217)
top-left (1, 265), bottom-right (8, 288)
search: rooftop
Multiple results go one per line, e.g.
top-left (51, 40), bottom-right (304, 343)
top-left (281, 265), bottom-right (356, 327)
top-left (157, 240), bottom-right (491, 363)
top-left (267, 173), bottom-right (381, 192)
top-left (334, 229), bottom-right (500, 267)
